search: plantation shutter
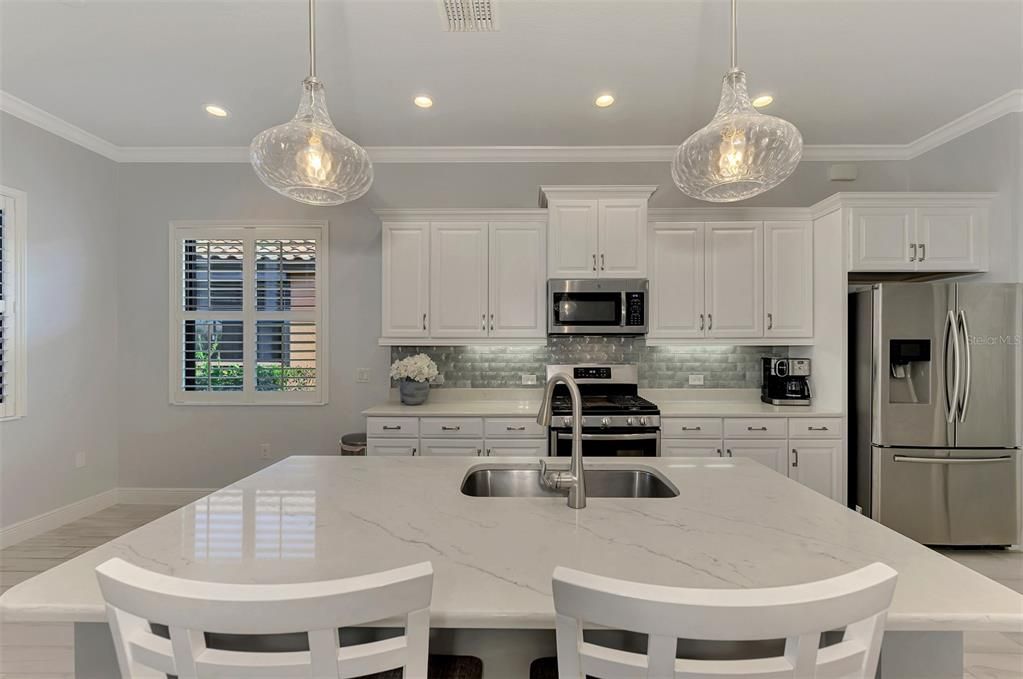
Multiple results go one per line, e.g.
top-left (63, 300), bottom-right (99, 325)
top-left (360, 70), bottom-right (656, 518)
top-left (171, 224), bottom-right (327, 405)
top-left (0, 197), bottom-right (20, 419)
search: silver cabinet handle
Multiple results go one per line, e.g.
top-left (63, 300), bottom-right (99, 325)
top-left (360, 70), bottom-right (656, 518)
top-left (808, 426), bottom-right (829, 431)
top-left (708, 314), bottom-right (713, 330)
top-left (592, 254), bottom-right (597, 271)
top-left (919, 243), bottom-right (926, 261)
top-left (681, 426), bottom-right (702, 431)
top-left (422, 313), bottom-right (427, 330)
top-left (476, 449), bottom-right (482, 456)
top-left (725, 448), bottom-right (733, 457)
top-left (411, 447), bottom-right (417, 455)
top-left (792, 448), bottom-right (799, 467)
top-left (382, 425), bottom-right (402, 431)
top-left (482, 313), bottom-right (486, 331)
top-left (441, 425), bottom-right (461, 431)
top-left (767, 313), bottom-right (773, 330)
top-left (556, 432), bottom-right (659, 441)
top-left (699, 314), bottom-right (705, 331)
top-left (600, 253), bottom-right (605, 270)
top-left (958, 309), bottom-right (971, 422)
top-left (909, 243), bottom-right (917, 262)
top-left (747, 426), bottom-right (768, 431)
top-left (893, 455), bottom-right (1011, 465)
top-left (485, 448), bottom-right (492, 456)
top-left (944, 309), bottom-right (961, 424)
top-left (506, 425), bottom-right (526, 431)
top-left (490, 313), bottom-right (494, 332)
top-left (716, 449), bottom-right (722, 457)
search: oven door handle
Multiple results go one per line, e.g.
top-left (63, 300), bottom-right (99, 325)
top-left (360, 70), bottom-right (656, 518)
top-left (556, 432), bottom-right (660, 441)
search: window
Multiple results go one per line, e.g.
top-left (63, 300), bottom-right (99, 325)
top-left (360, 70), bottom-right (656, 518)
top-left (170, 222), bottom-right (328, 405)
top-left (0, 186), bottom-right (27, 421)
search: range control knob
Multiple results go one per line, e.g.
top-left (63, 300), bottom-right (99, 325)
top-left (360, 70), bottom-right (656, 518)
top-left (626, 417), bottom-right (635, 426)
top-left (562, 416), bottom-right (572, 427)
top-left (639, 416), bottom-right (648, 426)
top-left (601, 417), bottom-right (612, 428)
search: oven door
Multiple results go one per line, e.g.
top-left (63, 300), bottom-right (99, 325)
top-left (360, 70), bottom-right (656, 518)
top-left (548, 280), bottom-right (647, 335)
top-left (551, 429), bottom-right (660, 457)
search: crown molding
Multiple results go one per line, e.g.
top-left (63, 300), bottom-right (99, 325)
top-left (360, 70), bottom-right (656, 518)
top-left (3, 89), bottom-right (1021, 165)
top-left (373, 208), bottom-right (547, 221)
top-left (808, 191), bottom-right (998, 220)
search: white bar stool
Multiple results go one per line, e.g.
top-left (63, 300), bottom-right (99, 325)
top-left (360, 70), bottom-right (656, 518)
top-left (96, 557), bottom-right (433, 679)
top-left (551, 562), bottom-right (898, 679)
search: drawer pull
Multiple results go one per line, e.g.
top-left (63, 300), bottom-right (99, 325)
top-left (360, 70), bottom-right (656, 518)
top-left (382, 425), bottom-right (402, 431)
top-left (716, 449), bottom-right (722, 457)
top-left (792, 448), bottom-right (799, 467)
top-left (412, 447), bottom-right (417, 456)
top-left (681, 426), bottom-right (702, 431)
top-left (506, 426), bottom-right (527, 431)
top-left (808, 426), bottom-right (829, 431)
top-left (747, 426), bottom-right (768, 431)
top-left (725, 449), bottom-right (733, 457)
top-left (441, 425), bottom-right (461, 431)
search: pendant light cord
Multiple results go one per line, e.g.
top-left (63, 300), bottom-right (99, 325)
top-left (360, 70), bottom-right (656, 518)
top-left (308, 0), bottom-right (317, 78)
top-left (730, 0), bottom-right (737, 70)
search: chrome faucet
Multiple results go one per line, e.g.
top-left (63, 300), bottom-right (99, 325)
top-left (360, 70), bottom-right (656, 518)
top-left (536, 372), bottom-right (586, 509)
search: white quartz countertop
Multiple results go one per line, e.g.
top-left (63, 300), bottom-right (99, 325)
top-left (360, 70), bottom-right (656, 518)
top-left (2, 456), bottom-right (1019, 633)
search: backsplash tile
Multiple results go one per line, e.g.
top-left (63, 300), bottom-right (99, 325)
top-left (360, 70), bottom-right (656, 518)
top-left (390, 338), bottom-right (787, 389)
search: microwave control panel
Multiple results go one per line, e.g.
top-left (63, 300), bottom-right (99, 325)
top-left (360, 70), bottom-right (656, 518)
top-left (625, 292), bottom-right (645, 326)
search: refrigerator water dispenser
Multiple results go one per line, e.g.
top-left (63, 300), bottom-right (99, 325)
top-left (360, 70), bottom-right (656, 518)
top-left (889, 339), bottom-right (930, 404)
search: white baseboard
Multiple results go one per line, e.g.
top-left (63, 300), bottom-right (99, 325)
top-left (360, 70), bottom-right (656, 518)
top-left (0, 488), bottom-right (119, 548)
top-left (0, 487), bottom-right (215, 548)
top-left (116, 487), bottom-right (214, 505)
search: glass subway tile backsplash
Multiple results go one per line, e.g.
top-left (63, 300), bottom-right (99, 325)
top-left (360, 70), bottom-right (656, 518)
top-left (390, 337), bottom-right (787, 389)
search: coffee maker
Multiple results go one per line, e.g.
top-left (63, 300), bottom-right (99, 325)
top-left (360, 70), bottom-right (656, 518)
top-left (761, 358), bottom-right (812, 405)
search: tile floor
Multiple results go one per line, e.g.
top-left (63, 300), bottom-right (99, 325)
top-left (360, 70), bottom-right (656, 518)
top-left (0, 505), bottom-right (1020, 677)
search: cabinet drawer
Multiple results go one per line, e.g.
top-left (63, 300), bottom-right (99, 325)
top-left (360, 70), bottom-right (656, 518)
top-left (367, 438), bottom-right (418, 456)
top-left (661, 418), bottom-right (723, 439)
top-left (485, 418), bottom-right (546, 438)
top-left (661, 440), bottom-right (723, 458)
top-left (485, 439), bottom-right (548, 457)
top-left (419, 438), bottom-right (485, 456)
top-left (367, 417), bottom-right (419, 438)
top-left (789, 418), bottom-right (843, 439)
top-left (723, 418), bottom-right (787, 439)
top-left (420, 418), bottom-right (484, 438)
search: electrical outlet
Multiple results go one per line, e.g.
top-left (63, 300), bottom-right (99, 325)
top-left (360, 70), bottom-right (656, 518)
top-left (74, 450), bottom-right (87, 468)
top-left (521, 374), bottom-right (538, 385)
top-left (689, 374), bottom-right (705, 386)
top-left (355, 368), bottom-right (370, 383)
top-left (260, 443), bottom-right (271, 460)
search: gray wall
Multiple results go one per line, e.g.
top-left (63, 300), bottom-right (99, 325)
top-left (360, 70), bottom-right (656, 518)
top-left (391, 340), bottom-right (786, 389)
top-left (0, 113), bottom-right (120, 526)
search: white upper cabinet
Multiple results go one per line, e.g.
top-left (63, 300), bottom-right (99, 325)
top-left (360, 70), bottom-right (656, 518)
top-left (764, 221), bottom-right (813, 338)
top-left (382, 222), bottom-right (430, 338)
top-left (547, 201), bottom-right (600, 277)
top-left (489, 222), bottom-right (546, 338)
top-left (648, 222), bottom-right (705, 338)
top-left (430, 223), bottom-right (489, 338)
top-left (705, 222), bottom-right (763, 338)
top-left (597, 199), bottom-right (647, 277)
top-left (543, 187), bottom-right (655, 279)
top-left (847, 200), bottom-right (988, 272)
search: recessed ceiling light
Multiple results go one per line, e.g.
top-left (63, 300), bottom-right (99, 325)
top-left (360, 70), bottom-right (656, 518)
top-left (414, 95), bottom-right (434, 109)
top-left (594, 94), bottom-right (615, 108)
top-left (752, 95), bottom-right (774, 108)
top-left (204, 104), bottom-right (229, 118)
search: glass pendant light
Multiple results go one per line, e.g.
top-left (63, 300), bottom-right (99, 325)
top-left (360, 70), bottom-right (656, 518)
top-left (250, 0), bottom-right (373, 206)
top-left (672, 0), bottom-right (802, 202)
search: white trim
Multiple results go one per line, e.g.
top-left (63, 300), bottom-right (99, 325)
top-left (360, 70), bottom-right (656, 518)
top-left (808, 192), bottom-right (998, 220)
top-left (117, 487), bottom-right (215, 505)
top-left (373, 208), bottom-right (548, 221)
top-left (5, 88), bottom-right (1019, 165)
top-left (0, 185), bottom-right (28, 421)
top-left (649, 206), bottom-right (813, 222)
top-left (539, 185), bottom-right (658, 206)
top-left (0, 489), bottom-right (118, 548)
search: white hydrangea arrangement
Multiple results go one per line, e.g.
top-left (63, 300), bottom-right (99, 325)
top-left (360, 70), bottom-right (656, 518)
top-left (390, 353), bottom-right (439, 383)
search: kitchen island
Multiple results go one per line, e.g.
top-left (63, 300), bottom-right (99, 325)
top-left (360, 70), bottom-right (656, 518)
top-left (2, 456), bottom-right (1020, 677)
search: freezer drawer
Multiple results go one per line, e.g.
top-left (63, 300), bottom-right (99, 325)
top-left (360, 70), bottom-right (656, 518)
top-left (873, 447), bottom-right (1020, 546)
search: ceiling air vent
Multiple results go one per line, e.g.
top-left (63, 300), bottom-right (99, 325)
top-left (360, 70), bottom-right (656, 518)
top-left (440, 0), bottom-right (497, 32)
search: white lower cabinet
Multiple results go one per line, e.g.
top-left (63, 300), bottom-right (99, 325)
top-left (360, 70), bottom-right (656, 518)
top-left (420, 438), bottom-right (485, 456)
top-left (367, 439), bottom-right (418, 456)
top-left (662, 440), bottom-right (723, 458)
top-left (788, 440), bottom-right (838, 497)
top-left (485, 439), bottom-right (548, 457)
top-left (723, 439), bottom-right (789, 474)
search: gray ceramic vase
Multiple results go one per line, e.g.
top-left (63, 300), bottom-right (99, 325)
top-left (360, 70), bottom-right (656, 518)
top-left (399, 379), bottom-right (430, 405)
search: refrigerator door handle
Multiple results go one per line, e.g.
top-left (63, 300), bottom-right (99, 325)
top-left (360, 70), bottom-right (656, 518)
top-left (957, 309), bottom-right (971, 423)
top-left (943, 309), bottom-right (961, 424)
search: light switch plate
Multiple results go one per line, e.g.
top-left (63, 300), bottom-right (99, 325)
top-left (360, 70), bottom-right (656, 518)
top-left (355, 368), bottom-right (370, 383)
top-left (689, 374), bottom-right (705, 386)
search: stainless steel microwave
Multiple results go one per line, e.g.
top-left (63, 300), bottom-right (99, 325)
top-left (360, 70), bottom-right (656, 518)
top-left (548, 279), bottom-right (649, 335)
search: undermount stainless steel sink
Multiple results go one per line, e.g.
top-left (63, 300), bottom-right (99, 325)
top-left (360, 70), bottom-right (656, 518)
top-left (460, 464), bottom-right (679, 499)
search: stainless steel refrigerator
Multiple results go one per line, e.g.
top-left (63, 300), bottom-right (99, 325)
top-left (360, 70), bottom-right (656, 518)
top-left (850, 283), bottom-right (1022, 546)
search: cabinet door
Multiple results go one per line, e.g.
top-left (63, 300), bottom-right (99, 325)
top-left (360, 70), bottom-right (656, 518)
top-left (485, 439), bottom-right (548, 457)
top-left (789, 440), bottom-right (838, 498)
top-left (367, 438), bottom-right (418, 456)
top-left (705, 223), bottom-right (763, 338)
top-left (489, 222), bottom-right (546, 338)
top-left (764, 221), bottom-right (813, 338)
top-left (420, 438), bottom-right (485, 456)
top-left (429, 223), bottom-right (489, 338)
top-left (849, 207), bottom-right (914, 271)
top-left (382, 223), bottom-right (430, 338)
top-left (598, 199), bottom-right (647, 278)
top-left (548, 200), bottom-right (599, 278)
top-left (915, 207), bottom-right (985, 272)
top-left (724, 439), bottom-right (787, 474)
top-left (662, 440), bottom-right (723, 458)
top-left (648, 223), bottom-right (706, 338)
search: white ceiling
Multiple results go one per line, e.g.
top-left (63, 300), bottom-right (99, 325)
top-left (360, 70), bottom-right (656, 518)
top-left (1, 0), bottom-right (1021, 151)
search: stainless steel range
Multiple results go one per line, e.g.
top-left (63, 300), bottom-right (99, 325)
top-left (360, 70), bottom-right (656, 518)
top-left (546, 364), bottom-right (660, 457)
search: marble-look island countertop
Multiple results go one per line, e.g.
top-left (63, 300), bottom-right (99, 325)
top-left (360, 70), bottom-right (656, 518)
top-left (2, 456), bottom-right (1019, 634)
